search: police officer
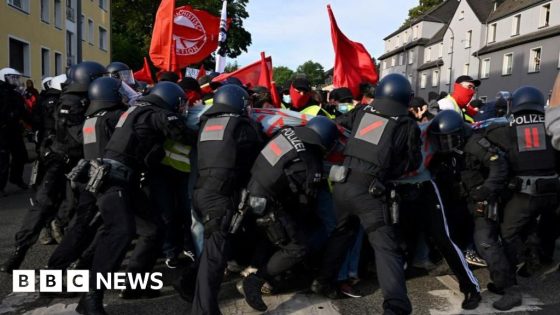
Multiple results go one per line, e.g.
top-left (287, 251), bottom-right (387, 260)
top-left (429, 110), bottom-right (516, 311)
top-left (189, 84), bottom-right (264, 315)
top-left (47, 77), bottom-right (127, 271)
top-left (106, 61), bottom-right (135, 86)
top-left (241, 116), bottom-right (338, 311)
top-left (0, 67), bottom-right (28, 196)
top-left (312, 73), bottom-right (422, 315)
top-left (0, 61), bottom-right (106, 273)
top-left (76, 81), bottom-right (197, 314)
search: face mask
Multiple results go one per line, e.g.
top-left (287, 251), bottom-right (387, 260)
top-left (338, 103), bottom-right (351, 114)
top-left (282, 94), bottom-right (291, 104)
top-left (289, 85), bottom-right (311, 109)
top-left (452, 83), bottom-right (475, 107)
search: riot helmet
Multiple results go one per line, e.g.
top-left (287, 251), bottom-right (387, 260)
top-left (106, 61), bottom-right (135, 86)
top-left (296, 116), bottom-right (338, 151)
top-left (221, 76), bottom-right (244, 87)
top-left (50, 74), bottom-right (67, 91)
top-left (511, 86), bottom-right (545, 114)
top-left (88, 77), bottom-right (123, 112)
top-left (42, 77), bottom-right (53, 90)
top-left (429, 110), bottom-right (467, 152)
top-left (0, 68), bottom-right (22, 87)
top-left (212, 84), bottom-right (250, 114)
top-left (374, 73), bottom-right (414, 116)
top-left (148, 81), bottom-right (187, 112)
top-left (73, 61), bottom-right (107, 85)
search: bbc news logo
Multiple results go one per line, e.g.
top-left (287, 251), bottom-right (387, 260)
top-left (13, 270), bottom-right (163, 292)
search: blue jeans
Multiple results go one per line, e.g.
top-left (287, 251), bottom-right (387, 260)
top-left (338, 227), bottom-right (364, 281)
top-left (188, 146), bottom-right (204, 256)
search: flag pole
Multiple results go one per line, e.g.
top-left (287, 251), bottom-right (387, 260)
top-left (215, 0), bottom-right (228, 73)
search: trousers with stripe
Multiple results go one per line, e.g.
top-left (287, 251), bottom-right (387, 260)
top-left (397, 180), bottom-right (480, 294)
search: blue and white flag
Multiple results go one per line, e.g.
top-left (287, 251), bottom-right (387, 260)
top-left (214, 0), bottom-right (228, 73)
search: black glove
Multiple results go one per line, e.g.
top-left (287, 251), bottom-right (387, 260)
top-left (471, 185), bottom-right (492, 202)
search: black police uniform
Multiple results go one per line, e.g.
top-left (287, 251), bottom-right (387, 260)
top-left (0, 79), bottom-right (28, 192)
top-left (317, 100), bottom-right (422, 314)
top-left (242, 126), bottom-right (324, 311)
top-left (191, 100), bottom-right (263, 315)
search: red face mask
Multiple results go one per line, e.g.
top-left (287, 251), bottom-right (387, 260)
top-left (186, 90), bottom-right (201, 106)
top-left (289, 85), bottom-right (311, 109)
top-left (452, 83), bottom-right (475, 107)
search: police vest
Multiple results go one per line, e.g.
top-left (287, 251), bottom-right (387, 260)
top-left (250, 127), bottom-right (308, 198)
top-left (300, 105), bottom-right (335, 119)
top-left (53, 92), bottom-right (88, 158)
top-left (197, 114), bottom-right (245, 171)
top-left (487, 113), bottom-right (556, 175)
top-left (83, 111), bottom-right (109, 160)
top-left (344, 106), bottom-right (401, 176)
top-left (161, 139), bottom-right (191, 173)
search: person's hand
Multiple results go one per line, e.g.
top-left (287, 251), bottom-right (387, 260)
top-left (550, 73), bottom-right (560, 108)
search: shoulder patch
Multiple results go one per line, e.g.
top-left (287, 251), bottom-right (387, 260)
top-left (200, 117), bottom-right (231, 142)
top-left (355, 113), bottom-right (388, 145)
top-left (83, 117), bottom-right (98, 144)
top-left (116, 106), bottom-right (137, 128)
top-left (262, 134), bottom-right (295, 166)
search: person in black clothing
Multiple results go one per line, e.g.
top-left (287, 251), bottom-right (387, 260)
top-left (0, 61), bottom-right (106, 274)
top-left (242, 116), bottom-right (339, 311)
top-left (312, 73), bottom-right (422, 315)
top-left (76, 81), bottom-right (197, 315)
top-left (0, 67), bottom-right (29, 195)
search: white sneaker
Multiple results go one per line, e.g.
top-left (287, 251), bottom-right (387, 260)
top-left (465, 249), bottom-right (487, 267)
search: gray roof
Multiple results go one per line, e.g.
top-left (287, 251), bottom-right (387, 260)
top-left (383, 0), bottom-right (460, 40)
top-left (466, 0), bottom-right (497, 22)
top-left (474, 24), bottom-right (560, 55)
top-left (377, 38), bottom-right (430, 60)
top-left (426, 26), bottom-right (448, 45)
top-left (487, 0), bottom-right (549, 22)
top-left (417, 59), bottom-right (444, 71)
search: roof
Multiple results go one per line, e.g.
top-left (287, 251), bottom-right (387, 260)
top-left (383, 0), bottom-right (460, 40)
top-left (466, 0), bottom-right (496, 22)
top-left (474, 24), bottom-right (560, 55)
top-left (487, 0), bottom-right (549, 22)
top-left (377, 38), bottom-right (430, 61)
top-left (426, 25), bottom-right (447, 46)
top-left (417, 59), bottom-right (444, 71)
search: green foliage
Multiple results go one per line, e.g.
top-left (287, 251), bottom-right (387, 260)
top-left (224, 61), bottom-right (239, 72)
top-left (404, 0), bottom-right (444, 25)
top-left (272, 66), bottom-right (294, 87)
top-left (111, 0), bottom-right (252, 71)
top-left (296, 61), bottom-right (325, 86)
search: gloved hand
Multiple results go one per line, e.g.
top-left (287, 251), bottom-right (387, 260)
top-left (471, 185), bottom-right (492, 202)
top-left (202, 210), bottom-right (226, 238)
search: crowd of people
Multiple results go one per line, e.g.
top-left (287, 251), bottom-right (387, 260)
top-left (0, 61), bottom-right (560, 315)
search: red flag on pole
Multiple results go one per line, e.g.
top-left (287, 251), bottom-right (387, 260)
top-left (134, 57), bottom-right (155, 84)
top-left (196, 64), bottom-right (207, 80)
top-left (257, 52), bottom-right (281, 107)
top-left (149, 0), bottom-right (175, 71)
top-left (212, 57), bottom-right (272, 88)
top-left (327, 5), bottom-right (378, 98)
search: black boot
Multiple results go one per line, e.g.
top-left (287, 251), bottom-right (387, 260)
top-left (242, 274), bottom-right (267, 312)
top-left (76, 290), bottom-right (107, 315)
top-left (487, 282), bottom-right (504, 295)
top-left (461, 291), bottom-right (481, 310)
top-left (493, 285), bottom-right (522, 311)
top-left (172, 265), bottom-right (197, 303)
top-left (0, 246), bottom-right (28, 273)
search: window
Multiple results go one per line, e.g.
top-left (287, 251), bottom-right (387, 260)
top-left (399, 53), bottom-right (404, 66)
top-left (7, 0), bottom-right (29, 13)
top-left (439, 42), bottom-right (443, 58)
top-left (488, 23), bottom-right (496, 43)
top-left (512, 15), bottom-right (521, 36)
top-left (481, 58), bottom-right (490, 79)
top-left (66, 0), bottom-right (75, 22)
top-left (404, 31), bottom-right (409, 43)
top-left (432, 70), bottom-right (439, 87)
top-left (540, 4), bottom-right (551, 28)
top-left (9, 37), bottom-right (30, 76)
top-left (413, 25), bottom-right (419, 40)
top-left (41, 0), bottom-right (49, 23)
top-left (426, 47), bottom-right (432, 62)
top-left (396, 35), bottom-right (401, 47)
top-left (463, 63), bottom-right (470, 75)
top-left (88, 19), bottom-right (94, 44)
top-left (99, 27), bottom-right (108, 51)
top-left (420, 72), bottom-right (427, 89)
top-left (408, 50), bottom-right (414, 64)
top-left (502, 53), bottom-right (513, 75)
top-left (41, 48), bottom-right (50, 77)
top-left (67, 31), bottom-right (74, 66)
top-left (529, 47), bottom-right (542, 73)
top-left (54, 0), bottom-right (62, 29)
top-left (99, 0), bottom-right (108, 10)
top-left (465, 30), bottom-right (472, 48)
top-left (55, 52), bottom-right (63, 75)
top-left (81, 15), bottom-right (86, 41)
top-left (391, 56), bottom-right (396, 67)
top-left (459, 10), bottom-right (464, 20)
top-left (383, 60), bottom-right (387, 70)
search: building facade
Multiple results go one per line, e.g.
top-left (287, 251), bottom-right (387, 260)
top-left (0, 0), bottom-right (111, 88)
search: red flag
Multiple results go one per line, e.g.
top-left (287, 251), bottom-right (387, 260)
top-left (257, 52), bottom-right (281, 107)
top-left (212, 57), bottom-right (272, 88)
top-left (173, 6), bottom-right (222, 67)
top-left (149, 0), bottom-right (175, 71)
top-left (134, 57), bottom-right (155, 84)
top-left (196, 64), bottom-right (206, 79)
top-left (328, 5), bottom-right (378, 98)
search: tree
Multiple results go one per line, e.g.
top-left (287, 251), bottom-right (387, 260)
top-left (404, 0), bottom-right (444, 25)
top-left (273, 66), bottom-right (294, 88)
top-left (296, 61), bottom-right (325, 86)
top-left (111, 0), bottom-right (252, 71)
top-left (224, 61), bottom-right (239, 73)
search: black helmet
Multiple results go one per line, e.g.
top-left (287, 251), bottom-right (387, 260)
top-left (511, 86), bottom-right (545, 114)
top-left (87, 77), bottom-right (123, 115)
top-left (222, 76), bottom-right (244, 87)
top-left (212, 84), bottom-right (249, 114)
top-left (73, 61), bottom-right (107, 85)
top-left (374, 73), bottom-right (413, 116)
top-left (429, 110), bottom-right (466, 152)
top-left (148, 81), bottom-right (186, 112)
top-left (106, 61), bottom-right (135, 85)
top-left (298, 116), bottom-right (338, 150)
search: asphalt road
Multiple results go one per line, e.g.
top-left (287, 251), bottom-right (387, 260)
top-left (1, 173), bottom-right (560, 315)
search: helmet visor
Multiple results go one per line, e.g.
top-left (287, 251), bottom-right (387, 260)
top-left (5, 74), bottom-right (22, 87)
top-left (118, 70), bottom-right (135, 86)
top-left (436, 133), bottom-right (463, 152)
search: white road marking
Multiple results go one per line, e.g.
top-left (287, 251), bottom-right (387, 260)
top-left (22, 303), bottom-right (79, 315)
top-left (220, 292), bottom-right (340, 315)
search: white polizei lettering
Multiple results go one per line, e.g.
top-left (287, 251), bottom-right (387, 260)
top-left (127, 273), bottom-right (150, 290)
top-left (281, 128), bottom-right (306, 152)
top-left (512, 114), bottom-right (545, 125)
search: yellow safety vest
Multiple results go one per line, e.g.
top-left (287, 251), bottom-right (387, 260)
top-left (441, 96), bottom-right (474, 123)
top-left (300, 105), bottom-right (335, 120)
top-left (161, 139), bottom-right (191, 173)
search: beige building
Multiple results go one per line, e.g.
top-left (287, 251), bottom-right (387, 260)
top-left (0, 0), bottom-right (111, 88)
